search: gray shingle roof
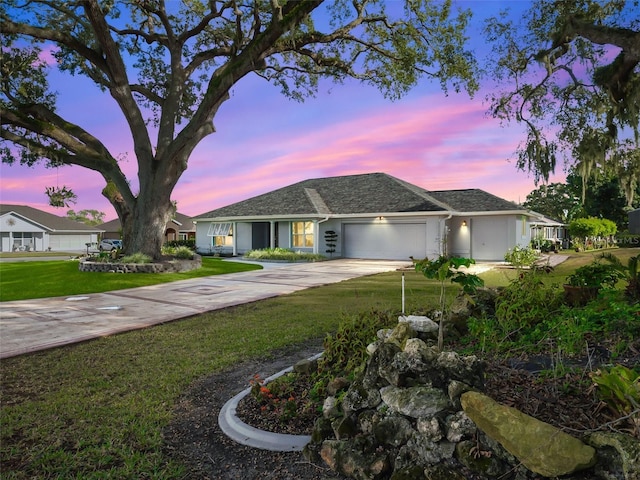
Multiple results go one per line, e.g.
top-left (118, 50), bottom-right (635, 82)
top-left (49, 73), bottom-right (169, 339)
top-left (97, 212), bottom-right (195, 232)
top-left (195, 173), bottom-right (450, 219)
top-left (194, 173), bottom-right (526, 220)
top-left (429, 189), bottom-right (522, 212)
top-left (0, 204), bottom-right (102, 232)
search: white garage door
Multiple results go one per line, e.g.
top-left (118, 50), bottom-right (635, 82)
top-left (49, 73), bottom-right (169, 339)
top-left (471, 217), bottom-right (508, 261)
top-left (344, 223), bottom-right (427, 260)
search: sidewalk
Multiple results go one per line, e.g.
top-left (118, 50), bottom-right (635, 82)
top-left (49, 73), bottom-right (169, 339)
top-left (0, 259), bottom-right (410, 359)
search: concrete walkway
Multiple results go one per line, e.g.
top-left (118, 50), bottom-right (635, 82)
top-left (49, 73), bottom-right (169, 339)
top-left (0, 259), bottom-right (410, 359)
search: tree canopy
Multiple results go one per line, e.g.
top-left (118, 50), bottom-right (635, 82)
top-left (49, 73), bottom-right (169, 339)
top-left (66, 209), bottom-right (106, 226)
top-left (0, 0), bottom-right (478, 258)
top-left (485, 0), bottom-right (640, 205)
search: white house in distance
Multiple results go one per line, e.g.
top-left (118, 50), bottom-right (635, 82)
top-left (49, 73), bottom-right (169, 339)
top-left (0, 204), bottom-right (102, 252)
top-left (193, 173), bottom-right (535, 261)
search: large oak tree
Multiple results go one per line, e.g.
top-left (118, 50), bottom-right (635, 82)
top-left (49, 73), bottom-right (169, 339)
top-left (485, 0), bottom-right (640, 206)
top-left (1, 0), bottom-right (478, 258)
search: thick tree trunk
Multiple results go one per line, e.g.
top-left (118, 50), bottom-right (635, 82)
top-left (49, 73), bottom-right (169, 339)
top-left (122, 201), bottom-right (173, 260)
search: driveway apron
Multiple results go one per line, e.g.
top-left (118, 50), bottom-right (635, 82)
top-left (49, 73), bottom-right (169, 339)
top-left (0, 259), bottom-right (410, 359)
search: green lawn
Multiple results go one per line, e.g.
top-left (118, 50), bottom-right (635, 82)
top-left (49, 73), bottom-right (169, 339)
top-left (0, 249), bottom-right (636, 479)
top-left (0, 257), bottom-right (261, 301)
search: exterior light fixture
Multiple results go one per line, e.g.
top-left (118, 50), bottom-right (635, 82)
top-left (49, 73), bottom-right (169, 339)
top-left (462, 220), bottom-right (467, 227)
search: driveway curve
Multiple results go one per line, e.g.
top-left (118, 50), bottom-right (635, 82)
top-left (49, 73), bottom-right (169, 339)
top-left (0, 259), bottom-right (410, 359)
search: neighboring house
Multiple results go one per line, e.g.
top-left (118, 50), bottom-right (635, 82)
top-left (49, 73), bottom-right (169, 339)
top-left (98, 212), bottom-right (196, 243)
top-left (630, 208), bottom-right (640, 235)
top-left (529, 213), bottom-right (568, 250)
top-left (192, 173), bottom-right (536, 261)
top-left (0, 204), bottom-right (102, 252)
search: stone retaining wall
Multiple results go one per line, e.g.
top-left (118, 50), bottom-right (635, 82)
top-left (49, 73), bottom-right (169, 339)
top-left (79, 255), bottom-right (202, 273)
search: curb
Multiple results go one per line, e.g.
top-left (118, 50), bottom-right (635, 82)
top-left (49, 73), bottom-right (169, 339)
top-left (218, 353), bottom-right (323, 452)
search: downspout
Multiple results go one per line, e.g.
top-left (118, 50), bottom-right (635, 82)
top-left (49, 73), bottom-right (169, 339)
top-left (315, 216), bottom-right (331, 255)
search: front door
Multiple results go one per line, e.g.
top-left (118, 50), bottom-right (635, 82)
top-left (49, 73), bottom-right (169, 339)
top-left (251, 222), bottom-right (270, 250)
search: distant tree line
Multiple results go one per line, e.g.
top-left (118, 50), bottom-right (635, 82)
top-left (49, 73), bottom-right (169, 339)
top-left (523, 168), bottom-right (640, 231)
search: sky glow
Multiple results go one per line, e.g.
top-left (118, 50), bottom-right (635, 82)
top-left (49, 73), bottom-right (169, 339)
top-left (0, 1), bottom-right (566, 220)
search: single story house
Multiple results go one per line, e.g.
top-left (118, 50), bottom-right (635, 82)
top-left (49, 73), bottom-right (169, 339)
top-left (98, 212), bottom-right (196, 243)
top-left (192, 173), bottom-right (536, 261)
top-left (529, 214), bottom-right (568, 250)
top-left (0, 204), bottom-right (102, 252)
top-left (629, 208), bottom-right (640, 235)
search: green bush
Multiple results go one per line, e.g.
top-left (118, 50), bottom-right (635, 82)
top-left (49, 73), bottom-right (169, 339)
top-left (164, 239), bottom-right (195, 249)
top-left (312, 310), bottom-right (396, 398)
top-left (245, 247), bottom-right (325, 262)
top-left (120, 253), bottom-right (152, 264)
top-left (504, 245), bottom-right (539, 268)
top-left (162, 245), bottom-right (195, 259)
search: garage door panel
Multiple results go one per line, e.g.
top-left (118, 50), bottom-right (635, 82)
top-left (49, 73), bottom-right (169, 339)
top-left (344, 223), bottom-right (426, 260)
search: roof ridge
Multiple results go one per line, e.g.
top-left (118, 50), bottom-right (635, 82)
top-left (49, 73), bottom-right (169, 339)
top-left (304, 188), bottom-right (331, 215)
top-left (386, 175), bottom-right (452, 211)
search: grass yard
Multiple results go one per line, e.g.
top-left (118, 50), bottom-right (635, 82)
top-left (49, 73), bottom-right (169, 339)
top-left (0, 249), bottom-right (637, 479)
top-left (0, 257), bottom-right (261, 301)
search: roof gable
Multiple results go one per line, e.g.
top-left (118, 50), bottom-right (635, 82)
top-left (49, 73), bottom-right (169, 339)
top-left (0, 204), bottom-right (102, 232)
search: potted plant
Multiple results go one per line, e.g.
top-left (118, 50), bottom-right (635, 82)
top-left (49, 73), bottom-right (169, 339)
top-left (563, 259), bottom-right (623, 306)
top-left (599, 252), bottom-right (640, 301)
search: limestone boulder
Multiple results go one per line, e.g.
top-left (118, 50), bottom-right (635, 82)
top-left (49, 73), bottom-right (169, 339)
top-left (380, 385), bottom-right (450, 418)
top-left (587, 431), bottom-right (640, 480)
top-left (398, 315), bottom-right (439, 334)
top-left (461, 391), bottom-right (596, 477)
top-left (320, 439), bottom-right (390, 480)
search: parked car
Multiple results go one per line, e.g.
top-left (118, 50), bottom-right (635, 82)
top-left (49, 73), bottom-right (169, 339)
top-left (99, 239), bottom-right (123, 251)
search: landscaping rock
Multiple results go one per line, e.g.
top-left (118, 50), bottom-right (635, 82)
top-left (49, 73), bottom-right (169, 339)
top-left (380, 385), bottom-right (450, 418)
top-left (398, 315), bottom-right (438, 334)
top-left (460, 391), bottom-right (597, 477)
top-left (587, 431), bottom-right (640, 480)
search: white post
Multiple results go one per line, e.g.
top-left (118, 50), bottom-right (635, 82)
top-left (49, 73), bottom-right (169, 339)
top-left (402, 273), bottom-right (405, 314)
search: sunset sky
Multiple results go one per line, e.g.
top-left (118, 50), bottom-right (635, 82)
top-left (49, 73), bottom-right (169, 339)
top-left (0, 1), bottom-right (566, 220)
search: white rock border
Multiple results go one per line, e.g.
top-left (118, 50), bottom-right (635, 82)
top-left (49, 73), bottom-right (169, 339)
top-left (218, 352), bottom-right (323, 452)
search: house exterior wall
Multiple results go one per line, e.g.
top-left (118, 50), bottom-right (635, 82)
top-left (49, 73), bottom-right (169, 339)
top-left (449, 217), bottom-right (471, 258)
top-left (630, 209), bottom-right (640, 234)
top-left (194, 214), bottom-right (531, 261)
top-left (0, 213), bottom-right (48, 251)
top-left (467, 215), bottom-right (530, 261)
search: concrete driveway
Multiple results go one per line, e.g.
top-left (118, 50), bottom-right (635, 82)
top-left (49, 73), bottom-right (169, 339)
top-left (0, 259), bottom-right (410, 359)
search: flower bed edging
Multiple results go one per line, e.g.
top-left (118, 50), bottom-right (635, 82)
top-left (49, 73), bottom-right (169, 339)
top-left (218, 353), bottom-right (322, 452)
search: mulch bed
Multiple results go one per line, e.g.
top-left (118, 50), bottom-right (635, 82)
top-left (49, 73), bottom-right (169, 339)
top-left (163, 337), bottom-right (639, 480)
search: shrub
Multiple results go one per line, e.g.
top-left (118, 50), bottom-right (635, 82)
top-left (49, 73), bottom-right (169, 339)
top-left (504, 245), bottom-right (538, 268)
top-left (565, 260), bottom-right (623, 289)
top-left (163, 245), bottom-right (195, 259)
top-left (245, 247), bottom-right (325, 262)
top-left (120, 253), bottom-right (152, 264)
top-left (164, 239), bottom-right (195, 249)
top-left (312, 310), bottom-right (396, 398)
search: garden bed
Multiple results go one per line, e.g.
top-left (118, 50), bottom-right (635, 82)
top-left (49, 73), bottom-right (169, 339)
top-left (79, 254), bottom-right (202, 273)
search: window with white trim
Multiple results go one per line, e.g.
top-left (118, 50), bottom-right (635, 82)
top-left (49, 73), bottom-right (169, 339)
top-left (207, 223), bottom-right (233, 247)
top-left (292, 221), bottom-right (314, 248)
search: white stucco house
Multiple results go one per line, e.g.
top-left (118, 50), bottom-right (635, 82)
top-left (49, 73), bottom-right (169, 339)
top-left (0, 204), bottom-right (102, 252)
top-left (192, 173), bottom-right (536, 261)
